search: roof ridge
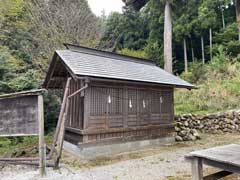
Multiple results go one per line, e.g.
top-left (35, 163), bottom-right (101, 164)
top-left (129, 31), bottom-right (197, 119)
top-left (63, 43), bottom-right (156, 66)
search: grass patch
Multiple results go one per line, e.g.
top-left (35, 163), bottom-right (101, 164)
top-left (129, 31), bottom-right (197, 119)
top-left (175, 57), bottom-right (240, 115)
top-left (0, 132), bottom-right (53, 157)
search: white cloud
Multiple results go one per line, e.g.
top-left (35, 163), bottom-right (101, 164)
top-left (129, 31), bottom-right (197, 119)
top-left (87, 0), bottom-right (124, 16)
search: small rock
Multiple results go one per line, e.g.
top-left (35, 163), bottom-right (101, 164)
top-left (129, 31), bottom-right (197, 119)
top-left (188, 134), bottom-right (197, 141)
top-left (175, 126), bottom-right (181, 132)
top-left (175, 136), bottom-right (183, 142)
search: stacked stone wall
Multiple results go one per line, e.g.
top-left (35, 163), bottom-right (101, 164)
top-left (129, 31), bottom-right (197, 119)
top-left (175, 110), bottom-right (240, 141)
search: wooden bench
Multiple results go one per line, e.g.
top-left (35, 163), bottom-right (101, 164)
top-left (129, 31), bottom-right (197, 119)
top-left (185, 144), bottom-right (240, 180)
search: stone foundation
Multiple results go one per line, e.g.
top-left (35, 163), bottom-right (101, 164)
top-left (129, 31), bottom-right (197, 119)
top-left (64, 137), bottom-right (175, 159)
top-left (175, 110), bottom-right (240, 141)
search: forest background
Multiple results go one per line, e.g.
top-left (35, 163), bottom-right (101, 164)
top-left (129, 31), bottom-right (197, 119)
top-left (1, 0), bottom-right (240, 132)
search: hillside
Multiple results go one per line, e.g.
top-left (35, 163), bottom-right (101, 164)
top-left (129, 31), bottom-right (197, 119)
top-left (175, 47), bottom-right (240, 115)
top-left (0, 0), bottom-right (101, 94)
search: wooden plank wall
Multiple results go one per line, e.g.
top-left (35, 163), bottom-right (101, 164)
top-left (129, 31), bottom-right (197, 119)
top-left (87, 84), bottom-right (174, 130)
top-left (0, 96), bottom-right (39, 136)
top-left (81, 125), bottom-right (174, 145)
top-left (67, 80), bottom-right (84, 129)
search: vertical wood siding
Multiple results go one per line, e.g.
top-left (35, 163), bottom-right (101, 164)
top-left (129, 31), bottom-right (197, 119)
top-left (127, 88), bottom-right (138, 127)
top-left (89, 86), bottom-right (124, 129)
top-left (87, 84), bottom-right (174, 130)
top-left (161, 90), bottom-right (174, 124)
top-left (65, 81), bottom-right (174, 145)
top-left (67, 79), bottom-right (84, 129)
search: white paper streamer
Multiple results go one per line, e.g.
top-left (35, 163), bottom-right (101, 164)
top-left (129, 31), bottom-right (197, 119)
top-left (129, 99), bottom-right (132, 108)
top-left (108, 94), bottom-right (111, 104)
top-left (143, 100), bottom-right (146, 108)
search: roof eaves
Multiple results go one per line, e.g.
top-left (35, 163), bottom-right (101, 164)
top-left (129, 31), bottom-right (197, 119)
top-left (76, 75), bottom-right (195, 89)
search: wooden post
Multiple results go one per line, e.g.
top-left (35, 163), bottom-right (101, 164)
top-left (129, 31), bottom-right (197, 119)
top-left (191, 157), bottom-right (203, 180)
top-left (55, 97), bottom-right (70, 168)
top-left (123, 87), bottom-right (128, 128)
top-left (49, 78), bottom-right (71, 158)
top-left (38, 95), bottom-right (46, 177)
top-left (83, 85), bottom-right (90, 130)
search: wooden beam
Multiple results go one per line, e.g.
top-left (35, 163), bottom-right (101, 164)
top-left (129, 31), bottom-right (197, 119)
top-left (123, 87), bottom-right (128, 128)
top-left (0, 134), bottom-right (38, 137)
top-left (203, 171), bottom-right (232, 180)
top-left (49, 78), bottom-right (71, 159)
top-left (3, 161), bottom-right (55, 167)
top-left (68, 84), bottom-right (88, 99)
top-left (43, 53), bottom-right (58, 89)
top-left (0, 157), bottom-right (39, 161)
top-left (49, 77), bottom-right (67, 82)
top-left (38, 95), bottom-right (46, 177)
top-left (0, 156), bottom-right (51, 161)
top-left (191, 157), bottom-right (203, 180)
top-left (202, 158), bottom-right (240, 174)
top-left (0, 89), bottom-right (46, 100)
top-left (66, 124), bottom-right (174, 135)
top-left (83, 86), bottom-right (90, 130)
top-left (54, 96), bottom-right (70, 168)
top-left (77, 76), bottom-right (195, 89)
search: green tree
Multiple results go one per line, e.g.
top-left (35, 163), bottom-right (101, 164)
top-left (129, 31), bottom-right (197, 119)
top-left (99, 8), bottom-right (148, 51)
top-left (0, 0), bottom-right (101, 131)
top-left (144, 0), bottom-right (164, 65)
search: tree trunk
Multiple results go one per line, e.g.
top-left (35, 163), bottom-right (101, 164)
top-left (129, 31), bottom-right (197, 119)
top-left (191, 47), bottom-right (195, 62)
top-left (191, 39), bottom-right (195, 62)
top-left (183, 38), bottom-right (188, 72)
top-left (164, 0), bottom-right (173, 74)
top-left (235, 0), bottom-right (240, 42)
top-left (201, 35), bottom-right (205, 64)
top-left (221, 6), bottom-right (226, 29)
top-left (209, 28), bottom-right (213, 61)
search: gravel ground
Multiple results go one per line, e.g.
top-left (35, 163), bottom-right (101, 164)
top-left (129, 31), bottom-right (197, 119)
top-left (1, 133), bottom-right (240, 180)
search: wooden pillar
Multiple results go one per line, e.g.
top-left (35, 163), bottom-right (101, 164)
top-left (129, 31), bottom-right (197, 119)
top-left (49, 78), bottom-right (71, 159)
top-left (191, 157), bottom-right (203, 180)
top-left (38, 95), bottom-right (46, 176)
top-left (136, 89), bottom-right (140, 126)
top-left (123, 87), bottom-right (128, 128)
top-left (83, 87), bottom-right (90, 130)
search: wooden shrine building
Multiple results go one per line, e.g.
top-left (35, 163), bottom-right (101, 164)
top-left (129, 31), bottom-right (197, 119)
top-left (43, 44), bottom-right (194, 146)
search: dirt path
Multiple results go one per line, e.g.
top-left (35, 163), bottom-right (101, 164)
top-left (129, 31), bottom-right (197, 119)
top-left (1, 133), bottom-right (240, 180)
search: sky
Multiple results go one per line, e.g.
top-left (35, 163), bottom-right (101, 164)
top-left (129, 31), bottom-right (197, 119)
top-left (87, 0), bottom-right (124, 16)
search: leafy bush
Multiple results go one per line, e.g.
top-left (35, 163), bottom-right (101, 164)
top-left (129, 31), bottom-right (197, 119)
top-left (44, 92), bottom-right (61, 133)
top-left (144, 42), bottom-right (164, 66)
top-left (213, 23), bottom-right (240, 57)
top-left (180, 62), bottom-right (207, 84)
top-left (209, 45), bottom-right (228, 73)
top-left (118, 48), bottom-right (147, 59)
